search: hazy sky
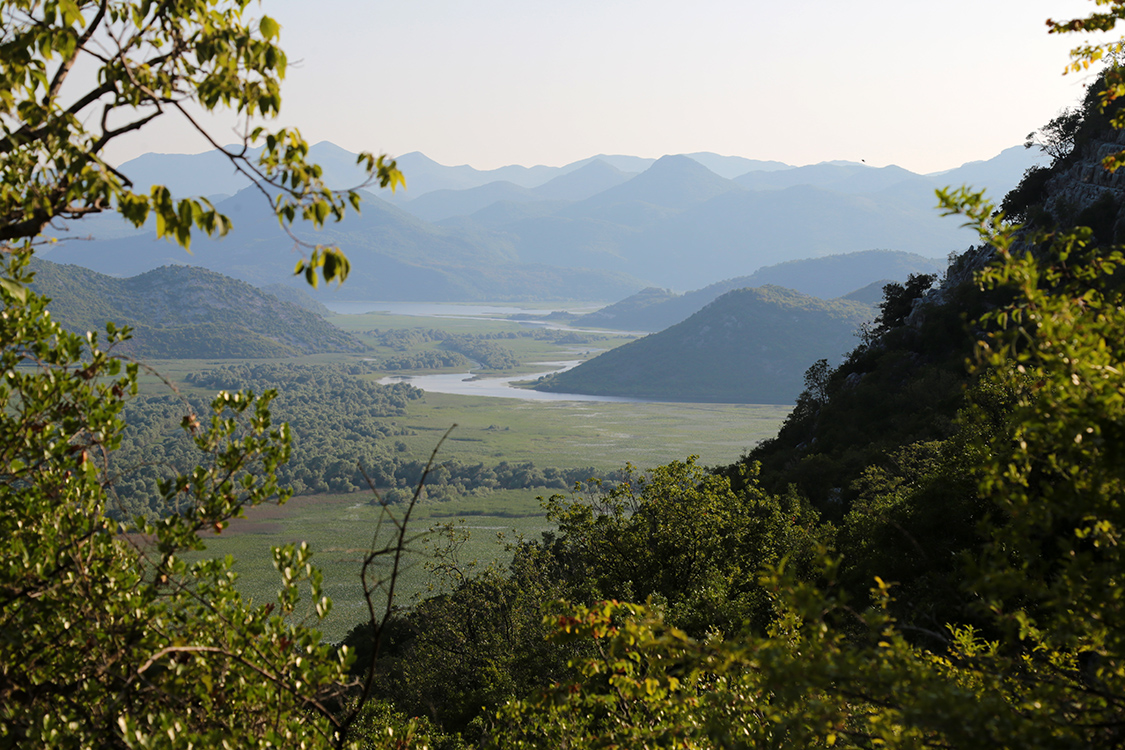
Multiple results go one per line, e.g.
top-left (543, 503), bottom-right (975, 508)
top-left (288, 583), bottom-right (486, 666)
top-left (109, 0), bottom-right (1102, 174)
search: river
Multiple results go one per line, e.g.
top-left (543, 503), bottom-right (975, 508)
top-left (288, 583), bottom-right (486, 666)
top-left (340, 301), bottom-right (651, 402)
top-left (324, 301), bottom-right (597, 318)
top-left (378, 360), bottom-right (651, 403)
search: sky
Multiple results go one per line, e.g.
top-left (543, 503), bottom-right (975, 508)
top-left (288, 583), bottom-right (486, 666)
top-left (107, 0), bottom-right (1103, 175)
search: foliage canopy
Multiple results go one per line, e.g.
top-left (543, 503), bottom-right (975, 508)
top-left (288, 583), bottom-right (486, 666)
top-left (0, 1), bottom-right (419, 747)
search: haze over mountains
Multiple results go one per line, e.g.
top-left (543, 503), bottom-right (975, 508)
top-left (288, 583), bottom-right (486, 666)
top-left (41, 142), bottom-right (1044, 301)
top-left (575, 250), bottom-right (941, 333)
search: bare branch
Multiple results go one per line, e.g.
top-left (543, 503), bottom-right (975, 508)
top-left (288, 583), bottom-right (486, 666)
top-left (46, 0), bottom-right (109, 102)
top-left (337, 425), bottom-right (457, 745)
top-left (91, 106), bottom-right (162, 154)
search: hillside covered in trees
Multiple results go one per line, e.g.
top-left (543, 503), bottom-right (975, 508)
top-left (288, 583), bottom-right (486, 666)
top-left (29, 259), bottom-right (367, 358)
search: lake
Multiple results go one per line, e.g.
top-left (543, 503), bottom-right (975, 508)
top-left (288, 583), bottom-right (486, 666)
top-left (343, 300), bottom-right (652, 401)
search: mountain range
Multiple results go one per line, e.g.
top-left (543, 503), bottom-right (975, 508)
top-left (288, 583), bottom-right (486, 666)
top-left (39, 143), bottom-right (1044, 301)
top-left (574, 250), bottom-right (941, 332)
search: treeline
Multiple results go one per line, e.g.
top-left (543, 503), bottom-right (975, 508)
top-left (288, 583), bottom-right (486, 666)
top-left (377, 350), bottom-right (469, 370)
top-left (108, 363), bottom-right (612, 519)
top-left (183, 361), bottom-right (388, 390)
top-left (364, 327), bottom-right (608, 371)
top-left (446, 338), bottom-right (519, 369)
top-left (379, 460), bottom-right (616, 504)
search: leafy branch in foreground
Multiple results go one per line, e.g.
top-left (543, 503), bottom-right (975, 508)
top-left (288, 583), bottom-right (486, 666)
top-left (0, 0), bottom-right (403, 286)
top-left (0, 250), bottom-right (425, 748)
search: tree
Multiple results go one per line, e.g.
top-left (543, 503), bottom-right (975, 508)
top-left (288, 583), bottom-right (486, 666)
top-left (541, 460), bottom-right (823, 638)
top-left (1024, 106), bottom-right (1082, 163)
top-left (872, 272), bottom-right (936, 336)
top-left (0, 251), bottom-right (350, 747)
top-left (0, 2), bottom-right (418, 747)
top-left (1049, 0), bottom-right (1125, 172)
top-left (0, 0), bottom-right (403, 287)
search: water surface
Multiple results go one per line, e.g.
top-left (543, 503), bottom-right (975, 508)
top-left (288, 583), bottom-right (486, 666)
top-left (379, 360), bottom-right (650, 403)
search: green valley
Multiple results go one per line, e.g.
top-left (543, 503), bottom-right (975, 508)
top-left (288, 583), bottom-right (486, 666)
top-left (10, 1), bottom-right (1125, 747)
top-left (89, 297), bottom-right (791, 641)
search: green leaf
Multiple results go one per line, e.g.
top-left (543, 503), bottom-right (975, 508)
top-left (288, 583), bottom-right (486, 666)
top-left (0, 278), bottom-right (27, 303)
top-left (259, 16), bottom-right (280, 40)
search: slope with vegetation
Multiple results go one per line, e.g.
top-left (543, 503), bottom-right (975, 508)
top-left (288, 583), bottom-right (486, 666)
top-left (535, 285), bottom-right (873, 403)
top-left (30, 259), bottom-right (367, 358)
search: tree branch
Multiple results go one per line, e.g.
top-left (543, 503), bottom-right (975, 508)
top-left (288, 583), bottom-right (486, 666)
top-left (45, 0), bottom-right (109, 103)
top-left (337, 425), bottom-right (457, 745)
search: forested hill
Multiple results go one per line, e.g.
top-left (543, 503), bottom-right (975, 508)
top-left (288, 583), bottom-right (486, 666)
top-left (534, 286), bottom-right (873, 403)
top-left (29, 259), bottom-right (366, 358)
top-left (740, 76), bottom-right (1125, 515)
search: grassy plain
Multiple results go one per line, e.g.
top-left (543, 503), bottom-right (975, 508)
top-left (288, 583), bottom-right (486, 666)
top-left (394, 391), bottom-right (788, 469)
top-left (197, 490), bottom-right (552, 642)
top-left (198, 393), bottom-right (788, 640)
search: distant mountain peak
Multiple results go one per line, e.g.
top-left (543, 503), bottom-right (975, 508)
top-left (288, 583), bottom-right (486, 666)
top-left (648, 153), bottom-right (716, 172)
top-left (577, 153), bottom-right (742, 211)
top-left (573, 158), bottom-right (626, 174)
top-left (531, 159), bottom-right (634, 202)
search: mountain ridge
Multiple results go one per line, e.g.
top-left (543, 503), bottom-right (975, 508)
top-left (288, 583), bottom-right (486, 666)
top-left (575, 250), bottom-right (941, 332)
top-left (45, 143), bottom-right (1044, 301)
top-left (29, 259), bottom-right (367, 358)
